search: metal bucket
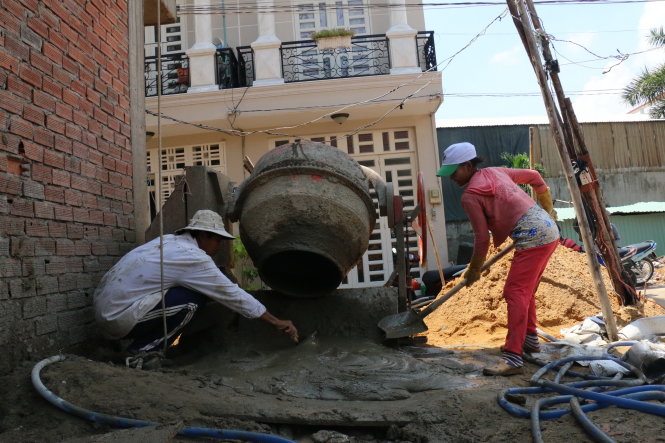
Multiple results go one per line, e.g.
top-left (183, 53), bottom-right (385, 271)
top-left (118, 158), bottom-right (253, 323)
top-left (231, 140), bottom-right (376, 297)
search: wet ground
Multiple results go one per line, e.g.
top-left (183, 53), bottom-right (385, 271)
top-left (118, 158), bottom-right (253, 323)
top-left (2, 334), bottom-right (665, 443)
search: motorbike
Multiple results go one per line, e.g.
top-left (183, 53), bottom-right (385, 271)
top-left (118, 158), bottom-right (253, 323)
top-left (618, 240), bottom-right (658, 285)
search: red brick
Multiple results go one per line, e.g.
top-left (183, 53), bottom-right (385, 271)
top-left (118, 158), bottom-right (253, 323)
top-left (34, 127), bottom-right (54, 149)
top-left (35, 238), bottom-right (56, 256)
top-left (1, 5), bottom-right (23, 32)
top-left (71, 78), bottom-right (87, 97)
top-left (0, 215), bottom-right (25, 235)
top-left (74, 241), bottom-right (91, 256)
top-left (0, 90), bottom-right (24, 114)
top-left (4, 33), bottom-right (30, 61)
top-left (51, 169), bottom-right (70, 187)
top-left (65, 123), bottom-right (82, 141)
top-left (63, 155), bottom-right (81, 174)
top-left (31, 164), bottom-right (52, 184)
top-left (32, 89), bottom-right (56, 113)
top-left (27, 16), bottom-right (49, 39)
top-left (33, 201), bottom-right (54, 219)
top-left (44, 185), bottom-right (64, 203)
top-left (54, 134), bottom-right (73, 154)
top-left (55, 102), bottom-right (73, 121)
top-left (42, 76), bottom-right (62, 99)
top-left (23, 180), bottom-right (44, 199)
top-left (42, 42), bottom-right (63, 65)
top-left (10, 197), bottom-right (34, 217)
top-left (62, 55), bottom-right (79, 76)
top-left (22, 104), bottom-right (45, 125)
top-left (43, 149), bottom-right (64, 168)
top-left (59, 22), bottom-right (79, 45)
top-left (53, 204), bottom-right (73, 221)
top-left (9, 116), bottom-right (34, 139)
top-left (0, 50), bottom-right (20, 74)
top-left (48, 221), bottom-right (67, 237)
top-left (7, 76), bottom-right (32, 100)
top-left (22, 141), bottom-right (43, 162)
top-left (72, 207), bottom-right (89, 223)
top-left (67, 223), bottom-right (84, 239)
top-left (46, 114), bottom-right (66, 134)
top-left (62, 88), bottom-right (80, 108)
top-left (82, 193), bottom-right (97, 209)
top-left (86, 87), bottom-right (100, 106)
top-left (19, 65), bottom-right (42, 88)
top-left (30, 50), bottom-right (53, 75)
top-left (103, 212), bottom-right (116, 226)
top-left (0, 174), bottom-right (23, 195)
top-left (80, 161), bottom-right (96, 178)
top-left (72, 110), bottom-right (88, 128)
top-left (26, 219), bottom-right (49, 237)
top-left (89, 210), bottom-right (104, 225)
top-left (47, 29), bottom-right (68, 51)
top-left (91, 242), bottom-right (107, 255)
top-left (52, 66), bottom-right (72, 88)
top-left (64, 188), bottom-right (82, 206)
top-left (56, 239), bottom-right (75, 256)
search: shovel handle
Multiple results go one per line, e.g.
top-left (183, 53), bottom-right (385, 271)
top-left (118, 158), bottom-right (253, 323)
top-left (419, 243), bottom-right (516, 318)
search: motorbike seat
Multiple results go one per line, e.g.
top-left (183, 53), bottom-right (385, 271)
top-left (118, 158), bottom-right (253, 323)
top-left (632, 241), bottom-right (655, 254)
top-left (617, 246), bottom-right (632, 259)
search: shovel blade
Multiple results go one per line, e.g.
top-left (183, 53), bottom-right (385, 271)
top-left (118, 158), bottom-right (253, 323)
top-left (377, 310), bottom-right (428, 339)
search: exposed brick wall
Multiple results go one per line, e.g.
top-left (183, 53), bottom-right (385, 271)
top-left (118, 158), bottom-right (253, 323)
top-left (0, 0), bottom-right (134, 374)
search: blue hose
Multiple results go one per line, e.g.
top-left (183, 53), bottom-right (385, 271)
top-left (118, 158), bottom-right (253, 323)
top-left (32, 355), bottom-right (296, 443)
top-left (499, 353), bottom-right (665, 443)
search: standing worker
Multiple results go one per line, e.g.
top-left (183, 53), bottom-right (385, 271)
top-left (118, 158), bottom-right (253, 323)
top-left (437, 142), bottom-right (558, 376)
top-left (93, 210), bottom-right (299, 363)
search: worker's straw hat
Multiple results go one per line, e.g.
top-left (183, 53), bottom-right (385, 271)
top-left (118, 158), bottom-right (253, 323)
top-left (176, 209), bottom-right (235, 239)
top-left (436, 142), bottom-right (477, 177)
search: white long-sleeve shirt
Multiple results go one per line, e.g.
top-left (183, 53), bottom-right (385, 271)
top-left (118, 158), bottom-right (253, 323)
top-left (93, 232), bottom-right (266, 339)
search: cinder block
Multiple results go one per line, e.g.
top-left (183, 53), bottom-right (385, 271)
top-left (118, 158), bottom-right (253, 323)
top-left (23, 296), bottom-right (47, 319)
top-left (35, 315), bottom-right (57, 335)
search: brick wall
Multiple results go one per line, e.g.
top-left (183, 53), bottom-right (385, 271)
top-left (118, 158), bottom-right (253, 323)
top-left (0, 0), bottom-right (134, 374)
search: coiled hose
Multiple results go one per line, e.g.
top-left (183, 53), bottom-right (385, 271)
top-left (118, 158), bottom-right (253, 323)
top-left (32, 355), bottom-right (296, 442)
top-left (498, 351), bottom-right (665, 443)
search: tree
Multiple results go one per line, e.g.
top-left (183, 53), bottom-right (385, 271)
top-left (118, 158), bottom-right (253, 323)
top-left (499, 152), bottom-right (546, 195)
top-left (622, 27), bottom-right (665, 118)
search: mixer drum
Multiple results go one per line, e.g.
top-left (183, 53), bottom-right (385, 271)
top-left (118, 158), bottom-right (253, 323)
top-left (232, 140), bottom-right (376, 297)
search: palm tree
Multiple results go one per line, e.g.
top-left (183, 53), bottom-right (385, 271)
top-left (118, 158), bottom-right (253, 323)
top-left (499, 152), bottom-right (546, 195)
top-left (622, 27), bottom-right (665, 118)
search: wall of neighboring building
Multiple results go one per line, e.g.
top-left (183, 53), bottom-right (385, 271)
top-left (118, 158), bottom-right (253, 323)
top-left (0, 0), bottom-right (134, 374)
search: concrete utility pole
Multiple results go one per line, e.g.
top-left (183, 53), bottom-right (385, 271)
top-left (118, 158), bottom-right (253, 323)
top-left (506, 0), bottom-right (639, 341)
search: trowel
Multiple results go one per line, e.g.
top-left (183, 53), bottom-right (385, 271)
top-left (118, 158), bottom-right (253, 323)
top-left (378, 243), bottom-right (516, 339)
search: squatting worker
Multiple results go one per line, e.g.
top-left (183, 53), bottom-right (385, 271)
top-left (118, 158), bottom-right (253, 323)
top-left (437, 142), bottom-right (558, 376)
top-left (93, 210), bottom-right (299, 355)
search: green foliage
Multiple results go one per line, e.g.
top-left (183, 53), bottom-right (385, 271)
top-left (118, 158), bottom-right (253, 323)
top-left (310, 28), bottom-right (355, 40)
top-left (232, 238), bottom-right (260, 289)
top-left (622, 27), bottom-right (665, 119)
top-left (499, 152), bottom-right (546, 193)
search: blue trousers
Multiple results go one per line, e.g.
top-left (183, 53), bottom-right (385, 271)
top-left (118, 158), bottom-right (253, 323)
top-left (125, 286), bottom-right (207, 353)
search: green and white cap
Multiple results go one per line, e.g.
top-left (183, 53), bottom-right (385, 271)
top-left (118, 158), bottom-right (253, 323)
top-left (436, 142), bottom-right (477, 177)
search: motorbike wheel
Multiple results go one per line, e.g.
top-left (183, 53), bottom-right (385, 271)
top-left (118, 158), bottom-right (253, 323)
top-left (633, 259), bottom-right (655, 285)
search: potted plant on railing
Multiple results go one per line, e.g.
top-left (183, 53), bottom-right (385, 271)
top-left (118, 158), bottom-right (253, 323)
top-left (311, 28), bottom-right (355, 51)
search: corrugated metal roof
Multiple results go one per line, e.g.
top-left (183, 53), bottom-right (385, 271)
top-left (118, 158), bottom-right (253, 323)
top-left (436, 114), bottom-right (659, 128)
top-left (555, 201), bottom-right (665, 220)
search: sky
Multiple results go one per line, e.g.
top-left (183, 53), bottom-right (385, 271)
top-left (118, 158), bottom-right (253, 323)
top-left (422, 0), bottom-right (665, 123)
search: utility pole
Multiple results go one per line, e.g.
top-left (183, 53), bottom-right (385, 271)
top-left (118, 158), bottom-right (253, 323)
top-left (506, 0), bottom-right (638, 341)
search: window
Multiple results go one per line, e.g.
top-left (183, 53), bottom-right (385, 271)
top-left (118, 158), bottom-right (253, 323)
top-left (296, 1), bottom-right (369, 39)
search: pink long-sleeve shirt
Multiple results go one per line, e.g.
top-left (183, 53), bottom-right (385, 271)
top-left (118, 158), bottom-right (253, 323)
top-left (461, 167), bottom-right (549, 258)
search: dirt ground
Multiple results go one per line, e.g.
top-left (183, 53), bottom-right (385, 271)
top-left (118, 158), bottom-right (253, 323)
top-left (1, 248), bottom-right (664, 443)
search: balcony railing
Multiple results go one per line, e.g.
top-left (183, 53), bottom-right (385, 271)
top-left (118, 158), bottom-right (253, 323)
top-left (144, 31), bottom-right (436, 95)
top-left (215, 48), bottom-right (240, 89)
top-left (416, 31), bottom-right (437, 72)
top-left (145, 53), bottom-right (190, 97)
top-left (237, 46), bottom-right (255, 87)
top-left (280, 34), bottom-right (390, 83)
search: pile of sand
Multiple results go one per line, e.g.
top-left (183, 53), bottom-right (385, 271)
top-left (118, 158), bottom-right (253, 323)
top-left (423, 243), bottom-right (665, 347)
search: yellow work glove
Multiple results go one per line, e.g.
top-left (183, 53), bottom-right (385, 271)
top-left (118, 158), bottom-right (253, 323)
top-left (537, 187), bottom-right (558, 221)
top-left (463, 254), bottom-right (485, 287)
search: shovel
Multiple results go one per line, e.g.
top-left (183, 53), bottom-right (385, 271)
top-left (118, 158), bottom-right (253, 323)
top-left (378, 243), bottom-right (516, 339)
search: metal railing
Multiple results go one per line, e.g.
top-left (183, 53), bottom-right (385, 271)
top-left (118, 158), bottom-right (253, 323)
top-left (145, 53), bottom-right (190, 97)
top-left (215, 48), bottom-right (240, 89)
top-left (280, 34), bottom-right (390, 83)
top-left (416, 31), bottom-right (437, 72)
top-left (237, 46), bottom-right (254, 87)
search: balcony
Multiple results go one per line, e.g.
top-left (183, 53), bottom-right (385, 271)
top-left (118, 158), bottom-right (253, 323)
top-left (144, 31), bottom-right (436, 96)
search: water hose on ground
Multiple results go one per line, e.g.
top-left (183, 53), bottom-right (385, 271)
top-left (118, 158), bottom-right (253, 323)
top-left (498, 352), bottom-right (665, 443)
top-left (32, 355), bottom-right (296, 443)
